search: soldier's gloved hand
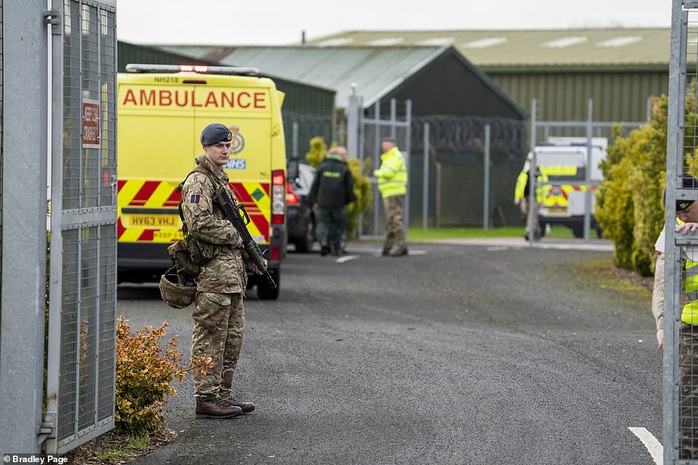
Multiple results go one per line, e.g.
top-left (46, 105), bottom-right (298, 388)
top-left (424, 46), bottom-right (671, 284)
top-left (247, 259), bottom-right (266, 275)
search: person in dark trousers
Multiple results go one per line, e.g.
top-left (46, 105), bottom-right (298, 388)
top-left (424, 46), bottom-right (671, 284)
top-left (309, 146), bottom-right (356, 256)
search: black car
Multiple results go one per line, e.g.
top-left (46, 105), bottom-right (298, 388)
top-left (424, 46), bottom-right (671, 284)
top-left (286, 159), bottom-right (316, 252)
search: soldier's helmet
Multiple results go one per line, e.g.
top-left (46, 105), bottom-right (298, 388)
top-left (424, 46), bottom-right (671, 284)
top-left (159, 270), bottom-right (196, 309)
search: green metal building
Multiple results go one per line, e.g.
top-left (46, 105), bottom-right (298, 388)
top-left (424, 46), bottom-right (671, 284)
top-left (307, 28), bottom-right (670, 124)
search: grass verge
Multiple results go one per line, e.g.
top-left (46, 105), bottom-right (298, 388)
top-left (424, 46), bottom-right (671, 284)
top-left (406, 225), bottom-right (577, 241)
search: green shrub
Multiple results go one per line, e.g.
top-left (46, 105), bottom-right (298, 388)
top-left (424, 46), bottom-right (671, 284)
top-left (115, 316), bottom-right (210, 434)
top-left (305, 136), bottom-right (328, 169)
top-left (596, 90), bottom-right (698, 276)
top-left (346, 157), bottom-right (373, 236)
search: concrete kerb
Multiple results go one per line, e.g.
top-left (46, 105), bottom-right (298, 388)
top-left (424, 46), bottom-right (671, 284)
top-left (417, 237), bottom-right (614, 252)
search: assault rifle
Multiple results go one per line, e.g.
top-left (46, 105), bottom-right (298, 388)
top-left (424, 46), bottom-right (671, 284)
top-left (213, 185), bottom-right (277, 289)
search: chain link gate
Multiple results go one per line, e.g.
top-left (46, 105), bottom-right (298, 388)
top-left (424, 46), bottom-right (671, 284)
top-left (347, 91), bottom-right (412, 238)
top-left (665, 1), bottom-right (698, 462)
top-left (43, 0), bottom-right (118, 455)
top-left (528, 98), bottom-right (647, 242)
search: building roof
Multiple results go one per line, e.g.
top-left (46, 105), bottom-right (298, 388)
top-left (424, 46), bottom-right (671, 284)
top-left (305, 28), bottom-right (670, 71)
top-left (153, 45), bottom-right (521, 113)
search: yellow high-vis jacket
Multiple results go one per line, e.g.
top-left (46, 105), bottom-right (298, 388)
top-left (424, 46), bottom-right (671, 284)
top-left (514, 169), bottom-right (549, 203)
top-left (374, 147), bottom-right (407, 198)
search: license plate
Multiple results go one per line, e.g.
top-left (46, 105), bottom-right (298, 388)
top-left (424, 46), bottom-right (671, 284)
top-left (127, 214), bottom-right (179, 228)
top-left (544, 207), bottom-right (568, 216)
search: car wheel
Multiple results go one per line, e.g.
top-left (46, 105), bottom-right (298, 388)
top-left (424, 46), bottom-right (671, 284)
top-left (295, 218), bottom-right (314, 253)
top-left (257, 270), bottom-right (280, 300)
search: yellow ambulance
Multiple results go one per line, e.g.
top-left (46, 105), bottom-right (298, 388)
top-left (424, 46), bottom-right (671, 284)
top-left (117, 64), bottom-right (287, 299)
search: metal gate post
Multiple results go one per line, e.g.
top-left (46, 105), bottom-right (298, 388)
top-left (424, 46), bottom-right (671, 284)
top-left (0, 0), bottom-right (50, 455)
top-left (527, 99), bottom-right (538, 247)
top-left (422, 122), bottom-right (430, 230)
top-left (346, 84), bottom-right (360, 166)
top-left (583, 98), bottom-right (593, 242)
top-left (664, 1), bottom-right (690, 461)
top-left (483, 124), bottom-right (491, 230)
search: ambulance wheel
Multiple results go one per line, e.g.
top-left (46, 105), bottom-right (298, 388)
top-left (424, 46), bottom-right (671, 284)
top-left (257, 270), bottom-right (280, 300)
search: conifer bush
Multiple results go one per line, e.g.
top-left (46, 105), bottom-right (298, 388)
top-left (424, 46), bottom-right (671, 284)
top-left (596, 91), bottom-right (698, 276)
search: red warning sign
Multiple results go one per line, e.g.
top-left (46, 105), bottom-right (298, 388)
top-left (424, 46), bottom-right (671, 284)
top-left (82, 100), bottom-right (100, 148)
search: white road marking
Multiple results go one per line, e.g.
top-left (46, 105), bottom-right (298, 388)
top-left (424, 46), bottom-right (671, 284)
top-left (336, 255), bottom-right (359, 263)
top-left (629, 427), bottom-right (663, 465)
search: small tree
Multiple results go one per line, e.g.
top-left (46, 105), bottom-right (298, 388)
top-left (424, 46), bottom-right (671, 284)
top-left (306, 136), bottom-right (328, 169)
top-left (115, 316), bottom-right (210, 434)
top-left (346, 157), bottom-right (373, 236)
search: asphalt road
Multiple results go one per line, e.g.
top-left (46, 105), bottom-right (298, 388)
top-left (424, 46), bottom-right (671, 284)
top-left (118, 239), bottom-right (662, 465)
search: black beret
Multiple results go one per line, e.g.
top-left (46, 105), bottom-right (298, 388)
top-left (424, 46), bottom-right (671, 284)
top-left (200, 123), bottom-right (233, 146)
top-left (664, 173), bottom-right (698, 212)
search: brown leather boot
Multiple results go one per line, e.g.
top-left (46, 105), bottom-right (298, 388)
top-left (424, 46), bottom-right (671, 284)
top-left (223, 397), bottom-right (256, 414)
top-left (390, 248), bottom-right (408, 256)
top-left (195, 398), bottom-right (242, 419)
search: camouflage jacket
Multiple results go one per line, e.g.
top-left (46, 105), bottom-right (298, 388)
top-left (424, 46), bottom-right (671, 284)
top-left (181, 154), bottom-right (247, 293)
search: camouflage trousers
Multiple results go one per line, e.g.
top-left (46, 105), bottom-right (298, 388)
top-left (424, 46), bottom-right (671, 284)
top-left (382, 194), bottom-right (407, 252)
top-left (192, 291), bottom-right (245, 401)
top-left (681, 324), bottom-right (698, 459)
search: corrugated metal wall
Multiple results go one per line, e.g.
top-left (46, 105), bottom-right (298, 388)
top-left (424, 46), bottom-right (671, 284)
top-left (386, 51), bottom-right (524, 119)
top-left (117, 41), bottom-right (218, 71)
top-left (487, 70), bottom-right (668, 122)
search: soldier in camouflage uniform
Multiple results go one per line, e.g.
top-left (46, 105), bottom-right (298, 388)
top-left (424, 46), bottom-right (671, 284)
top-left (181, 123), bottom-right (259, 419)
top-left (374, 138), bottom-right (408, 256)
top-left (653, 173), bottom-right (698, 457)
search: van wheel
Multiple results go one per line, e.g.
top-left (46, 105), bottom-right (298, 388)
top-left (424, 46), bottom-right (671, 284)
top-left (257, 270), bottom-right (280, 300)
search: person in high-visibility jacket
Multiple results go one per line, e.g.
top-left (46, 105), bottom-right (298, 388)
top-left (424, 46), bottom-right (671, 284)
top-left (653, 173), bottom-right (698, 458)
top-left (514, 155), bottom-right (549, 241)
top-left (373, 138), bottom-right (408, 256)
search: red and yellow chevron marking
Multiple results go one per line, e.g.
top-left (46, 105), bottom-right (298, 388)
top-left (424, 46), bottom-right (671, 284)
top-left (117, 179), bottom-right (271, 244)
top-left (543, 184), bottom-right (597, 208)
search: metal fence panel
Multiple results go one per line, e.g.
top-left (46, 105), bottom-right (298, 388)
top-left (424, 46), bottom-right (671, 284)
top-left (357, 99), bottom-right (411, 237)
top-left (0, 0), bottom-right (50, 455)
top-left (284, 112), bottom-right (334, 160)
top-left (529, 99), bottom-right (646, 242)
top-left (665, 1), bottom-right (698, 462)
top-left (44, 0), bottom-right (117, 455)
top-left (411, 115), bottom-right (525, 229)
